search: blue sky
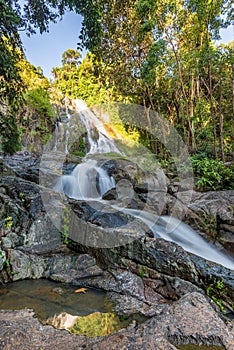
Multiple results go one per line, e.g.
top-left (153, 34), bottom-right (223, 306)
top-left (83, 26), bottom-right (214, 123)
top-left (20, 11), bottom-right (83, 79)
top-left (20, 12), bottom-right (233, 80)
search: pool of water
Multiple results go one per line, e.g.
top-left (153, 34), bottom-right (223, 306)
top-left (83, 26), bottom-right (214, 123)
top-left (0, 278), bottom-right (141, 337)
top-left (0, 279), bottom-right (111, 322)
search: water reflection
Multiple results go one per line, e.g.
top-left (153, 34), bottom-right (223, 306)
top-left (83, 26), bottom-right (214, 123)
top-left (0, 279), bottom-right (110, 321)
top-left (49, 311), bottom-right (130, 337)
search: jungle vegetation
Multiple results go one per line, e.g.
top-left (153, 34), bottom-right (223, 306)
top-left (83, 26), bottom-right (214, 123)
top-left (0, 0), bottom-right (233, 189)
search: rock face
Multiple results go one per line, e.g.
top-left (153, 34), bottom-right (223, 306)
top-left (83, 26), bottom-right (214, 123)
top-left (186, 191), bottom-right (234, 255)
top-left (70, 234), bottom-right (234, 307)
top-left (0, 176), bottom-right (104, 283)
top-left (1, 152), bottom-right (40, 183)
top-left (0, 309), bottom-right (89, 350)
top-left (90, 292), bottom-right (234, 350)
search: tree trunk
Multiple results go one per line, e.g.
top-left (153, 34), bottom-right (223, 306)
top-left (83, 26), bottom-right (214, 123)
top-left (189, 73), bottom-right (197, 152)
top-left (208, 60), bottom-right (218, 158)
top-left (232, 61), bottom-right (234, 118)
top-left (219, 72), bottom-right (225, 162)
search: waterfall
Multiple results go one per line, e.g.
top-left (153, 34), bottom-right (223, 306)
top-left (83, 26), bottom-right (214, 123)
top-left (74, 99), bottom-right (121, 155)
top-left (54, 100), bottom-right (118, 199)
top-left (112, 207), bottom-right (234, 270)
top-left (53, 100), bottom-right (234, 270)
top-left (55, 159), bottom-right (115, 200)
top-left (53, 113), bottom-right (71, 153)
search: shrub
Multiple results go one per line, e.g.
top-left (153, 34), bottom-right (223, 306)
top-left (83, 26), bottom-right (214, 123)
top-left (25, 88), bottom-right (54, 119)
top-left (190, 154), bottom-right (234, 191)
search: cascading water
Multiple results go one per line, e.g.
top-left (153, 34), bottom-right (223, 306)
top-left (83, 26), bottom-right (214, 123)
top-left (74, 99), bottom-right (121, 155)
top-left (55, 159), bottom-right (115, 200)
top-left (54, 99), bottom-right (119, 199)
top-left (54, 100), bottom-right (234, 270)
top-left (111, 207), bottom-right (234, 269)
top-left (53, 113), bottom-right (71, 153)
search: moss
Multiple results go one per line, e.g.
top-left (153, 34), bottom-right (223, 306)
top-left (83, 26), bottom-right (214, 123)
top-left (70, 136), bottom-right (86, 157)
top-left (137, 265), bottom-right (150, 278)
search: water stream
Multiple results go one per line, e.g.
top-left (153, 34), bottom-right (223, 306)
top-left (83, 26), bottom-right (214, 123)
top-left (74, 99), bottom-right (121, 155)
top-left (54, 99), bottom-right (234, 270)
top-left (53, 112), bottom-right (71, 153)
top-left (55, 159), bottom-right (115, 200)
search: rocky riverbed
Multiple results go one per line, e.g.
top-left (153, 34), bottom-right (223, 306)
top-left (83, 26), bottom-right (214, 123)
top-left (0, 152), bottom-right (233, 349)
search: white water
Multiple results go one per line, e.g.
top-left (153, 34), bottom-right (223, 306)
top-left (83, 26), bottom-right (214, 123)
top-left (54, 100), bottom-right (234, 270)
top-left (53, 113), bottom-right (71, 153)
top-left (55, 159), bottom-right (115, 200)
top-left (74, 99), bottom-right (121, 155)
top-left (112, 206), bottom-right (234, 269)
top-left (54, 159), bottom-right (115, 200)
top-left (54, 100), bottom-right (118, 199)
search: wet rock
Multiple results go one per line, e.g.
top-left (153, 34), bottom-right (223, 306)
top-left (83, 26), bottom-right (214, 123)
top-left (49, 253), bottom-right (104, 283)
top-left (0, 249), bottom-right (6, 270)
top-left (1, 152), bottom-right (40, 183)
top-left (67, 198), bottom-right (151, 248)
top-left (108, 291), bottom-right (167, 317)
top-left (134, 183), bottom-right (149, 194)
top-left (8, 248), bottom-right (104, 283)
top-left (162, 292), bottom-right (234, 348)
top-left (1, 236), bottom-right (12, 249)
top-left (70, 236), bottom-right (234, 304)
top-left (112, 270), bottom-right (145, 300)
top-left (184, 190), bottom-right (234, 255)
top-left (64, 154), bottom-right (82, 166)
top-left (9, 249), bottom-right (47, 280)
top-left (100, 158), bottom-right (168, 213)
top-left (22, 215), bottom-right (62, 254)
top-left (102, 188), bottom-right (118, 200)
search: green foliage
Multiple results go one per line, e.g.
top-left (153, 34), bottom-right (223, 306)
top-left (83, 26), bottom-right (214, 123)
top-left (62, 48), bottom-right (81, 67)
top-left (191, 154), bottom-right (234, 191)
top-left (1, 0), bottom-right (233, 162)
top-left (75, 0), bottom-right (233, 159)
top-left (60, 207), bottom-right (71, 245)
top-left (52, 52), bottom-right (125, 106)
top-left (70, 136), bottom-right (86, 157)
top-left (206, 280), bottom-right (231, 313)
top-left (25, 88), bottom-right (54, 119)
top-left (0, 0), bottom-right (66, 154)
top-left (138, 265), bottom-right (149, 278)
top-left (0, 109), bottom-right (22, 154)
top-left (19, 192), bottom-right (25, 202)
top-left (4, 216), bottom-right (13, 229)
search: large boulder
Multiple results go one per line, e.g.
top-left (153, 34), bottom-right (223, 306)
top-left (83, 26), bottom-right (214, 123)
top-left (184, 190), bottom-right (234, 255)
